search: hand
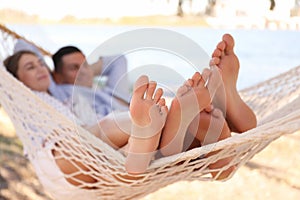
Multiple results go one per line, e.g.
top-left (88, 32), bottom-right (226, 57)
top-left (75, 62), bottom-right (94, 88)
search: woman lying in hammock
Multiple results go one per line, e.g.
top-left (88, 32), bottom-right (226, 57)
top-left (3, 33), bottom-right (256, 183)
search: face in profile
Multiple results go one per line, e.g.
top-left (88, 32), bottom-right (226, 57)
top-left (17, 53), bottom-right (50, 92)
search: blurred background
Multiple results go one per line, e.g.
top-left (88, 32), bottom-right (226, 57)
top-left (0, 0), bottom-right (300, 199)
top-left (1, 0), bottom-right (300, 89)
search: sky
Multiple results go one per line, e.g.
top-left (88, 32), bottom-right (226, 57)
top-left (0, 0), bottom-right (186, 20)
top-left (0, 0), bottom-right (296, 20)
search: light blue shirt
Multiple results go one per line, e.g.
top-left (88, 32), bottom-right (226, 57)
top-left (49, 79), bottom-right (129, 125)
top-left (48, 55), bottom-right (130, 125)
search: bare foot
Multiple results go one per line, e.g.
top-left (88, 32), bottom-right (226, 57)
top-left (211, 33), bottom-right (257, 132)
top-left (189, 109), bottom-right (235, 180)
top-left (211, 34), bottom-right (239, 90)
top-left (159, 70), bottom-right (221, 156)
top-left (125, 75), bottom-right (168, 174)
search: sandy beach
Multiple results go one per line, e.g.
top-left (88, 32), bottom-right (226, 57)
top-left (1, 106), bottom-right (299, 200)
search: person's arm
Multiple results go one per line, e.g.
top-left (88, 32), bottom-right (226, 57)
top-left (89, 57), bottom-right (103, 77)
top-left (91, 55), bottom-right (129, 90)
top-left (102, 55), bottom-right (128, 91)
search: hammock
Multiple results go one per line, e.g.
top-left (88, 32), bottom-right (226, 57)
top-left (0, 24), bottom-right (300, 200)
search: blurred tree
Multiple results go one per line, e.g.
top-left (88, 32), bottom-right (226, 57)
top-left (177, 0), bottom-right (184, 16)
top-left (176, 0), bottom-right (281, 17)
top-left (269, 0), bottom-right (276, 10)
top-left (205, 0), bottom-right (216, 16)
top-left (176, 0), bottom-right (193, 17)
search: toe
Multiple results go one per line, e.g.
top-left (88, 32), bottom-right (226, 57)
top-left (210, 57), bottom-right (220, 67)
top-left (157, 97), bottom-right (166, 107)
top-left (192, 72), bottom-right (202, 86)
top-left (177, 85), bottom-right (188, 97)
top-left (160, 105), bottom-right (168, 119)
top-left (133, 75), bottom-right (149, 99)
top-left (146, 81), bottom-right (157, 100)
top-left (222, 34), bottom-right (235, 54)
top-left (216, 40), bottom-right (226, 51)
top-left (186, 78), bottom-right (194, 87)
top-left (202, 67), bottom-right (222, 99)
top-left (211, 48), bottom-right (222, 58)
top-left (177, 78), bottom-right (193, 96)
top-left (153, 88), bottom-right (163, 103)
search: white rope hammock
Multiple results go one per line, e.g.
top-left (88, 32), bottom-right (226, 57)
top-left (0, 24), bottom-right (300, 200)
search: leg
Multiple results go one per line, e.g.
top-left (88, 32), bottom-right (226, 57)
top-left (90, 111), bottom-right (131, 149)
top-left (160, 70), bottom-right (221, 156)
top-left (189, 109), bottom-right (235, 180)
top-left (125, 75), bottom-right (168, 174)
top-left (211, 33), bottom-right (257, 132)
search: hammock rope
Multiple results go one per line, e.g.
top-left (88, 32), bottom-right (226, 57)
top-left (240, 66), bottom-right (300, 122)
top-left (0, 24), bottom-right (51, 59)
top-left (0, 24), bottom-right (299, 200)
